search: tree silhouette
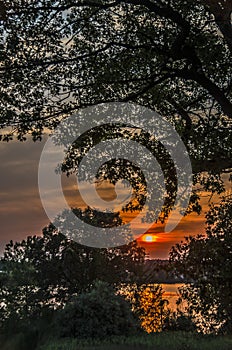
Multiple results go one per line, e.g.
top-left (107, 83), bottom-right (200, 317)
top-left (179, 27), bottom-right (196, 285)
top-left (0, 1), bottom-right (231, 226)
top-left (0, 0), bottom-right (231, 175)
top-left (0, 220), bottom-right (145, 326)
top-left (169, 194), bottom-right (232, 334)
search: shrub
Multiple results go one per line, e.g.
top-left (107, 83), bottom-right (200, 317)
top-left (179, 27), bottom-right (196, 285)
top-left (55, 281), bottom-right (139, 339)
top-left (165, 312), bottom-right (196, 332)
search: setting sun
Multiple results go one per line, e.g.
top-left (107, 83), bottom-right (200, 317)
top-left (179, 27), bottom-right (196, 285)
top-left (141, 234), bottom-right (157, 243)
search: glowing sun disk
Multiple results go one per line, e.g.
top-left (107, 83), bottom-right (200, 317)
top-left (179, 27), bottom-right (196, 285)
top-left (142, 234), bottom-right (156, 243)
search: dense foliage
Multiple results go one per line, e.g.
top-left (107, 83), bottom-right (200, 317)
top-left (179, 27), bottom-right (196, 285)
top-left (170, 195), bottom-right (232, 334)
top-left (0, 0), bottom-right (231, 214)
top-left (119, 283), bottom-right (168, 333)
top-left (0, 222), bottom-right (145, 328)
top-left (1, 1), bottom-right (232, 152)
top-left (55, 281), bottom-right (139, 339)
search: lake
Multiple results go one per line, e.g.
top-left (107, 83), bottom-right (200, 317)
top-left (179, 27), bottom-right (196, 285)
top-left (162, 283), bottom-right (184, 310)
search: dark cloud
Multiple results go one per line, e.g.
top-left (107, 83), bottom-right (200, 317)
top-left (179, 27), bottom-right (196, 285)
top-left (0, 139), bottom-right (49, 254)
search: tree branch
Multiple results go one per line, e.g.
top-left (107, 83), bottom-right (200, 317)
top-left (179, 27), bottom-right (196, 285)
top-left (201, 0), bottom-right (232, 54)
top-left (174, 68), bottom-right (232, 118)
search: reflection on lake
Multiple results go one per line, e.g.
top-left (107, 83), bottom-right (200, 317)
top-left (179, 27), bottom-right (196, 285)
top-left (162, 283), bottom-right (183, 311)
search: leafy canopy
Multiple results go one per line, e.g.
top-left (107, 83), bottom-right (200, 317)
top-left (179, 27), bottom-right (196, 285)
top-left (0, 1), bottom-right (231, 175)
top-left (0, 222), bottom-right (145, 325)
top-left (169, 194), bottom-right (232, 334)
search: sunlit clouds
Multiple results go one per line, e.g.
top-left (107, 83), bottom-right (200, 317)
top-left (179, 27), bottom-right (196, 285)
top-left (0, 138), bottom-right (229, 258)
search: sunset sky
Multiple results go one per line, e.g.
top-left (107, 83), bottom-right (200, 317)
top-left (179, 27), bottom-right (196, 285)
top-left (0, 137), bottom-right (230, 259)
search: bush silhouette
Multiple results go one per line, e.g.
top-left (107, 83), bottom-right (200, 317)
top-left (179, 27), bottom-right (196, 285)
top-left (55, 281), bottom-right (139, 339)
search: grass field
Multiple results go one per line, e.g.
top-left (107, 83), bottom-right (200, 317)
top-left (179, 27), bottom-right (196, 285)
top-left (37, 333), bottom-right (232, 350)
top-left (2, 332), bottom-right (232, 350)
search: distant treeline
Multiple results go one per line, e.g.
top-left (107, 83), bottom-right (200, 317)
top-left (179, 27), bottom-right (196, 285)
top-left (0, 258), bottom-right (185, 284)
top-left (142, 260), bottom-right (186, 284)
